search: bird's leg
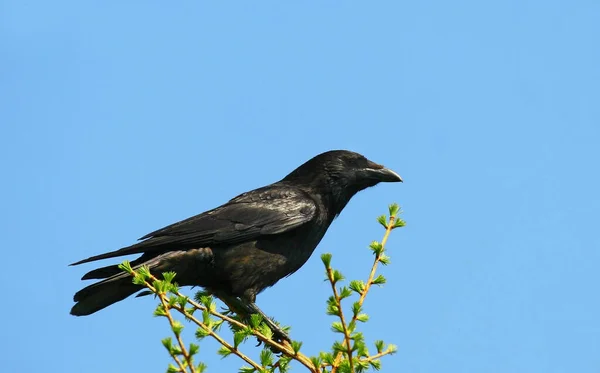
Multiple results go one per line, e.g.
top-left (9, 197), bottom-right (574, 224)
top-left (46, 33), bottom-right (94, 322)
top-left (244, 301), bottom-right (291, 344)
top-left (213, 292), bottom-right (291, 345)
top-left (213, 292), bottom-right (250, 317)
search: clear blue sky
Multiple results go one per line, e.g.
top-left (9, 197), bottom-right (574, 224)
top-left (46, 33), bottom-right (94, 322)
top-left (1, 1), bottom-right (599, 372)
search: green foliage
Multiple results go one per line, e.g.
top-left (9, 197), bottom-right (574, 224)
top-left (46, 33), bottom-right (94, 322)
top-left (321, 253), bottom-right (332, 267)
top-left (339, 286), bottom-right (353, 299)
top-left (349, 280), bottom-right (366, 295)
top-left (291, 340), bottom-right (303, 354)
top-left (372, 275), bottom-right (386, 286)
top-left (189, 343), bottom-right (200, 356)
top-left (119, 203), bottom-right (405, 373)
top-left (233, 331), bottom-right (248, 348)
top-left (316, 203), bottom-right (404, 373)
top-left (259, 349), bottom-right (274, 366)
top-left (388, 203), bottom-right (400, 217)
top-left (378, 254), bottom-right (391, 266)
top-left (195, 327), bottom-right (210, 339)
top-left (218, 346), bottom-right (233, 358)
top-left (118, 261), bottom-right (133, 274)
top-left (250, 314), bottom-right (263, 328)
top-left (171, 320), bottom-right (184, 337)
top-left (377, 215), bottom-right (388, 228)
top-left (369, 241), bottom-right (383, 256)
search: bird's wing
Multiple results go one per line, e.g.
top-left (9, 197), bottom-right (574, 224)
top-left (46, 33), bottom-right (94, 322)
top-left (71, 186), bottom-right (317, 265)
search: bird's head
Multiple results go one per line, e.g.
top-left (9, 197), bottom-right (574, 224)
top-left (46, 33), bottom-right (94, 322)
top-left (282, 150), bottom-right (402, 214)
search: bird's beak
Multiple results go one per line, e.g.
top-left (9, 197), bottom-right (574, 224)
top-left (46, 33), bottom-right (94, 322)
top-left (372, 167), bottom-right (403, 182)
top-left (362, 162), bottom-right (403, 182)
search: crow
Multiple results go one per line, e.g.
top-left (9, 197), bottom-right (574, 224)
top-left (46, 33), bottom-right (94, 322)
top-left (70, 150), bottom-right (402, 339)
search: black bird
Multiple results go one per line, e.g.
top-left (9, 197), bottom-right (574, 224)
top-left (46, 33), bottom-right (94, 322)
top-left (70, 150), bottom-right (402, 339)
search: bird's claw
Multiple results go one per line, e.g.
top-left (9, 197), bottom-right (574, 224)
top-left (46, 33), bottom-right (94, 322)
top-left (272, 328), bottom-right (291, 344)
top-left (254, 325), bottom-right (291, 355)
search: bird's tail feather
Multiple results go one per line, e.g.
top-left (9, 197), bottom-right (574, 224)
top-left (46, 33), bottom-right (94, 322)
top-left (80, 264), bottom-right (123, 280)
top-left (71, 252), bottom-right (177, 316)
top-left (80, 255), bottom-right (148, 280)
top-left (70, 271), bottom-right (142, 316)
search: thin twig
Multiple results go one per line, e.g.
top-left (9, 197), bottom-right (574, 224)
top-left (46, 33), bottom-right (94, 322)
top-left (174, 295), bottom-right (317, 372)
top-left (357, 215), bottom-right (395, 312)
top-left (359, 348), bottom-right (396, 364)
top-left (141, 274), bottom-right (318, 373)
top-left (175, 303), bottom-right (318, 372)
top-left (326, 267), bottom-right (355, 373)
top-left (331, 215), bottom-right (396, 373)
top-left (144, 280), bottom-right (259, 371)
top-left (157, 294), bottom-right (196, 373)
top-left (182, 307), bottom-right (262, 371)
top-left (168, 349), bottom-right (187, 373)
top-left (322, 348), bottom-right (396, 370)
